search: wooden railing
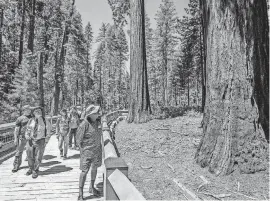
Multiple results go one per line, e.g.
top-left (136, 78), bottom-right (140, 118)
top-left (102, 110), bottom-right (146, 200)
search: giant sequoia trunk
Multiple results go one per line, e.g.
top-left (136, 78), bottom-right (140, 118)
top-left (195, 0), bottom-right (269, 175)
top-left (128, 0), bottom-right (151, 123)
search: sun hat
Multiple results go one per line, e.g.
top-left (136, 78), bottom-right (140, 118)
top-left (22, 105), bottom-right (41, 111)
top-left (85, 105), bottom-right (101, 117)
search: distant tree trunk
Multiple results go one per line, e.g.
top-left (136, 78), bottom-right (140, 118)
top-left (0, 8), bottom-right (3, 63)
top-left (199, 0), bottom-right (206, 113)
top-left (52, 33), bottom-right (60, 115)
top-left (128, 0), bottom-right (151, 123)
top-left (37, 52), bottom-right (45, 116)
top-left (18, 0), bottom-right (26, 65)
top-left (187, 76), bottom-right (190, 106)
top-left (195, 0), bottom-right (269, 175)
top-left (53, 0), bottom-right (75, 114)
top-left (27, 0), bottom-right (36, 53)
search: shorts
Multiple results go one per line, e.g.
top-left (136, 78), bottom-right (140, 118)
top-left (80, 148), bottom-right (102, 172)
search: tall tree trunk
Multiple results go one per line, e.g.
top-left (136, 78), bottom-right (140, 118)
top-left (199, 0), bottom-right (206, 113)
top-left (52, 33), bottom-right (60, 115)
top-left (195, 0), bottom-right (269, 175)
top-left (0, 8), bottom-right (3, 63)
top-left (128, 0), bottom-right (151, 123)
top-left (187, 75), bottom-right (190, 106)
top-left (37, 52), bottom-right (45, 116)
top-left (53, 0), bottom-right (75, 114)
top-left (27, 0), bottom-right (36, 53)
top-left (18, 0), bottom-right (26, 65)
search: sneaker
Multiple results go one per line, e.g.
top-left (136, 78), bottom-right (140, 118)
top-left (32, 171), bottom-right (38, 179)
top-left (63, 155), bottom-right (67, 160)
top-left (25, 169), bottom-right (32, 176)
top-left (77, 196), bottom-right (84, 201)
top-left (12, 168), bottom-right (18, 173)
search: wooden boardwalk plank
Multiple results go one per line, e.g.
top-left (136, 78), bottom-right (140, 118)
top-left (0, 135), bottom-right (104, 201)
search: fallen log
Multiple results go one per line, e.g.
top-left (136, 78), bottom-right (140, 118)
top-left (173, 178), bottom-right (201, 200)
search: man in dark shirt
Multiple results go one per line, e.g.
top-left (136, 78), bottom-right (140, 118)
top-left (12, 105), bottom-right (33, 173)
top-left (76, 105), bottom-right (102, 201)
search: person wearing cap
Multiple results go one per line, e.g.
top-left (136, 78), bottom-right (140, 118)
top-left (76, 105), bottom-right (102, 200)
top-left (69, 106), bottom-right (80, 150)
top-left (11, 105), bottom-right (33, 173)
top-left (25, 107), bottom-right (51, 178)
top-left (56, 108), bottom-right (70, 159)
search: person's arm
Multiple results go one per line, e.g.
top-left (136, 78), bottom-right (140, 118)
top-left (45, 119), bottom-right (52, 144)
top-left (55, 118), bottom-right (60, 135)
top-left (76, 121), bottom-right (86, 149)
top-left (13, 117), bottom-right (21, 145)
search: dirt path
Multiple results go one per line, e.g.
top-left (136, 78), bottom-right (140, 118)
top-left (115, 113), bottom-right (269, 200)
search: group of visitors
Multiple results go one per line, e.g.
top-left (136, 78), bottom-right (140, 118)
top-left (11, 103), bottom-right (103, 200)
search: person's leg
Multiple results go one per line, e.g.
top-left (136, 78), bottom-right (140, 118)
top-left (78, 152), bottom-right (90, 200)
top-left (89, 164), bottom-right (99, 195)
top-left (12, 138), bottom-right (27, 172)
top-left (32, 139), bottom-right (45, 178)
top-left (58, 134), bottom-right (64, 157)
top-left (63, 135), bottom-right (69, 158)
top-left (26, 141), bottom-right (34, 175)
top-left (73, 128), bottom-right (77, 148)
top-left (69, 129), bottom-right (73, 148)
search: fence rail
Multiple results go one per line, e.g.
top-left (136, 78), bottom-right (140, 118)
top-left (102, 110), bottom-right (145, 200)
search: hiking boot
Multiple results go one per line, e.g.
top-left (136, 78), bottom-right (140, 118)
top-left (25, 169), bottom-right (32, 176)
top-left (12, 168), bottom-right (18, 173)
top-left (89, 187), bottom-right (99, 196)
top-left (32, 171), bottom-right (38, 179)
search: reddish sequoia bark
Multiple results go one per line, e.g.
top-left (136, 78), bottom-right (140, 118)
top-left (128, 0), bottom-right (151, 123)
top-left (195, 0), bottom-right (269, 175)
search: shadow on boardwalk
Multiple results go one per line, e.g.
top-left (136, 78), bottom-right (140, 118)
top-left (39, 165), bottom-right (73, 176)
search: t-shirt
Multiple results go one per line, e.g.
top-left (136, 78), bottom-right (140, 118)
top-left (69, 114), bottom-right (79, 129)
top-left (15, 115), bottom-right (31, 137)
top-left (26, 116), bottom-right (47, 140)
top-left (56, 117), bottom-right (70, 136)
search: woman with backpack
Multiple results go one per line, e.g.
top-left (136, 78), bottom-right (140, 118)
top-left (25, 107), bottom-right (51, 179)
top-left (56, 109), bottom-right (70, 159)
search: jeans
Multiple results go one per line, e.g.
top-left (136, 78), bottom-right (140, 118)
top-left (59, 134), bottom-right (69, 156)
top-left (26, 138), bottom-right (45, 172)
top-left (69, 128), bottom-right (77, 147)
top-left (13, 137), bottom-right (27, 170)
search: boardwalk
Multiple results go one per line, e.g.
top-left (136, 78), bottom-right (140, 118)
top-left (0, 135), bottom-right (104, 201)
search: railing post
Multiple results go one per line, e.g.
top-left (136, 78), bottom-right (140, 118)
top-left (104, 157), bottom-right (128, 200)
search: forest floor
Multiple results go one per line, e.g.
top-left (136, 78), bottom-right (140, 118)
top-left (115, 111), bottom-right (269, 200)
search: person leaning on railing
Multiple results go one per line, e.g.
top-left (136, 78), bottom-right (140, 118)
top-left (76, 105), bottom-right (102, 201)
top-left (11, 105), bottom-right (34, 173)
